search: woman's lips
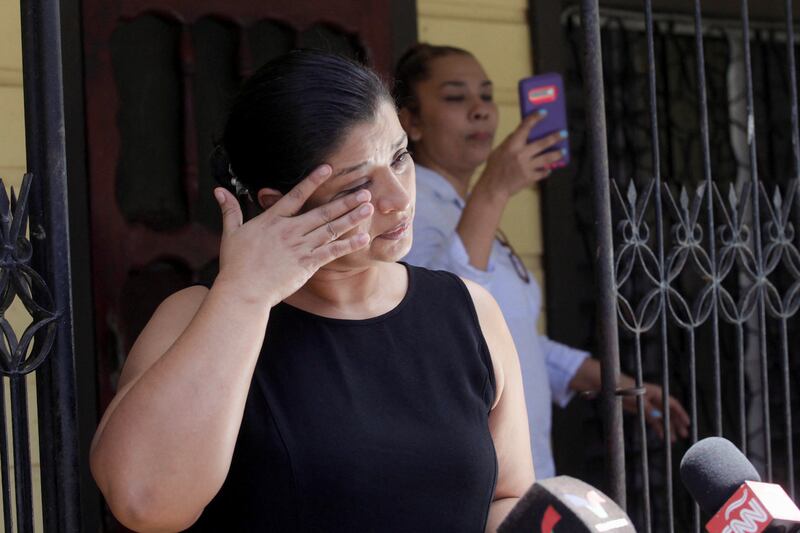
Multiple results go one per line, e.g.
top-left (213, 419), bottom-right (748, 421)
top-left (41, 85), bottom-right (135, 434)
top-left (467, 131), bottom-right (493, 142)
top-left (377, 220), bottom-right (410, 240)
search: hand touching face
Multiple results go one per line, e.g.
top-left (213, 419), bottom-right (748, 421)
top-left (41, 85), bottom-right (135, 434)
top-left (301, 100), bottom-right (416, 270)
top-left (214, 163), bottom-right (375, 308)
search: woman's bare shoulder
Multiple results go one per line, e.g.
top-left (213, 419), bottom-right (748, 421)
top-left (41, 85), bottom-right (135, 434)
top-left (459, 277), bottom-right (505, 336)
top-left (459, 277), bottom-right (516, 408)
top-left (117, 285), bottom-right (209, 390)
top-left (143, 285), bottom-right (210, 338)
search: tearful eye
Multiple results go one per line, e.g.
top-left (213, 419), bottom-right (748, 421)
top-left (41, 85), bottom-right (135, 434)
top-left (331, 180), bottom-right (372, 201)
top-left (344, 180), bottom-right (371, 195)
top-left (391, 151), bottom-right (411, 170)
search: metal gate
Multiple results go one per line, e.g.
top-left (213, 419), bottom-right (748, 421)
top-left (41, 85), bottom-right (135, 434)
top-left (0, 0), bottom-right (81, 531)
top-left (579, 1), bottom-right (799, 531)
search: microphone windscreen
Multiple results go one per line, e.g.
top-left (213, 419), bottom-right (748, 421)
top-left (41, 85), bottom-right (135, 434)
top-left (679, 437), bottom-right (761, 515)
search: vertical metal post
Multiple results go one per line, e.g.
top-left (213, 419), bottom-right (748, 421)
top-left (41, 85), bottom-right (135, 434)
top-left (19, 0), bottom-right (81, 531)
top-left (692, 1), bottom-right (720, 530)
top-left (642, 4), bottom-right (674, 530)
top-left (10, 377), bottom-right (33, 533)
top-left (739, 0), bottom-right (772, 482)
top-left (782, 0), bottom-right (797, 501)
top-left (787, 0), bottom-right (800, 182)
top-left (580, 0), bottom-right (627, 508)
top-left (692, 0), bottom-right (723, 440)
top-left (0, 380), bottom-right (12, 532)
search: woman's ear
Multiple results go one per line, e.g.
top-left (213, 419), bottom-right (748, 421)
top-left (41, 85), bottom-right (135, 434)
top-left (257, 188), bottom-right (283, 210)
top-left (398, 107), bottom-right (422, 142)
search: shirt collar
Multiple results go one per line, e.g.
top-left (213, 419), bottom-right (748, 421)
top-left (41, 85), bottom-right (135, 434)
top-left (415, 164), bottom-right (466, 209)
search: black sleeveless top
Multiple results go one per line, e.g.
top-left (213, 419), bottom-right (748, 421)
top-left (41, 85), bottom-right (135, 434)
top-left (188, 264), bottom-right (497, 532)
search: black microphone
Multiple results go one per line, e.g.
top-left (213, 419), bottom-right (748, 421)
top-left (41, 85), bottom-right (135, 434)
top-left (680, 437), bottom-right (800, 532)
top-left (497, 475), bottom-right (635, 532)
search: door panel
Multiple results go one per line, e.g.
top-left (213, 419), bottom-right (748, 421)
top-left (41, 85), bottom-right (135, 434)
top-left (82, 0), bottom-right (396, 443)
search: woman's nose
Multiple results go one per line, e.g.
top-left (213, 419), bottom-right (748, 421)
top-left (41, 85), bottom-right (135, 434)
top-left (469, 99), bottom-right (491, 121)
top-left (374, 172), bottom-right (411, 214)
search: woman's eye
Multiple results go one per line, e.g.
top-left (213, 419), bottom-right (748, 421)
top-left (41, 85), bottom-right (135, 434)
top-left (481, 94), bottom-right (493, 102)
top-left (391, 151), bottom-right (411, 170)
top-left (443, 95), bottom-right (465, 102)
top-left (348, 181), bottom-right (371, 193)
top-left (336, 180), bottom-right (371, 199)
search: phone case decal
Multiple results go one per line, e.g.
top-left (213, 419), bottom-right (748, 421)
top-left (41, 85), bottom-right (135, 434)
top-left (519, 73), bottom-right (570, 167)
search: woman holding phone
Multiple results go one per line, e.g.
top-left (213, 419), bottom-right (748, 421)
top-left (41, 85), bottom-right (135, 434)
top-left (395, 43), bottom-right (690, 479)
top-left (90, 50), bottom-right (533, 532)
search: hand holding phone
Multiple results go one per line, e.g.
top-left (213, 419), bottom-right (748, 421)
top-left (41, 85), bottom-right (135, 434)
top-left (518, 73), bottom-right (569, 167)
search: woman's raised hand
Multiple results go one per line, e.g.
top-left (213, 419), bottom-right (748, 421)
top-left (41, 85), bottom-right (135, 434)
top-left (213, 164), bottom-right (374, 307)
top-left (479, 111), bottom-right (566, 201)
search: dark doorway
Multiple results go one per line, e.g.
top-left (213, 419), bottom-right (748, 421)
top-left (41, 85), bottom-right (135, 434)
top-left (72, 1), bottom-right (417, 529)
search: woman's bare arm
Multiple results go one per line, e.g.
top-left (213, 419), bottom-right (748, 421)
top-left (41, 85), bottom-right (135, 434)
top-left (462, 279), bottom-right (535, 532)
top-left (90, 282), bottom-right (272, 532)
top-left (455, 114), bottom-right (565, 270)
top-left (90, 167), bottom-right (373, 532)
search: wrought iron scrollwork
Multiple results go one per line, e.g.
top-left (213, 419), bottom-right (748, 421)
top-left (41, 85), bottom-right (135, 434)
top-left (611, 173), bottom-right (799, 527)
top-left (0, 174), bottom-right (59, 378)
top-left (0, 172), bottom-right (61, 533)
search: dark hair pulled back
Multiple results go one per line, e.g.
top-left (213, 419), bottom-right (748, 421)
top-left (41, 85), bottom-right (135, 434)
top-left (211, 50), bottom-right (391, 196)
top-left (393, 43), bottom-right (472, 112)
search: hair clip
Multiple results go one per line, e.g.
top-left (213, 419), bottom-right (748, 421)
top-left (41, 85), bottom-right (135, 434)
top-left (228, 164), bottom-right (253, 201)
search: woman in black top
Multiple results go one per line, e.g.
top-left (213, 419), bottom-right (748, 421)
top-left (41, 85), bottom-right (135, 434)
top-left (90, 50), bottom-right (533, 532)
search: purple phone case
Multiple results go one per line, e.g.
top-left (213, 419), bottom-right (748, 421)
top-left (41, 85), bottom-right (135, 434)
top-left (518, 72), bottom-right (569, 167)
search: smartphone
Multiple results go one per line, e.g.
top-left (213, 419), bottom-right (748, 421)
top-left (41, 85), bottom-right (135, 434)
top-left (518, 72), bottom-right (570, 167)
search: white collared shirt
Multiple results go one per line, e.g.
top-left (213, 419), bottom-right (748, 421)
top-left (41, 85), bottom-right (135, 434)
top-left (404, 163), bottom-right (589, 479)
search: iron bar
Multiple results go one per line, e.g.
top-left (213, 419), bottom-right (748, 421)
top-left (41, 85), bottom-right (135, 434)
top-left (782, 0), bottom-right (797, 501)
top-left (633, 335), bottom-right (652, 533)
top-left (0, 379), bottom-right (12, 532)
top-left (739, 0), bottom-right (773, 481)
top-left (693, 0), bottom-right (723, 440)
top-left (10, 378), bottom-right (32, 533)
top-left (643, 1), bottom-right (675, 530)
top-left (778, 319), bottom-right (794, 498)
top-left (687, 331), bottom-right (700, 533)
top-left (692, 3), bottom-right (718, 530)
top-left (604, 22), bottom-right (647, 527)
top-left (738, 325), bottom-right (747, 453)
top-left (19, 0), bottom-right (81, 530)
top-left (788, 0), bottom-right (800, 179)
top-left (580, 0), bottom-right (627, 508)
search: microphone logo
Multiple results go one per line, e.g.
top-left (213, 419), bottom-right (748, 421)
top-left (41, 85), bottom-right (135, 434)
top-left (564, 490), bottom-right (610, 518)
top-left (540, 505), bottom-right (561, 533)
top-left (720, 489), bottom-right (769, 533)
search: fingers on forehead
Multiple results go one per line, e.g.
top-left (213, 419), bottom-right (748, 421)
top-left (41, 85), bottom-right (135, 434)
top-left (284, 165), bottom-right (334, 207)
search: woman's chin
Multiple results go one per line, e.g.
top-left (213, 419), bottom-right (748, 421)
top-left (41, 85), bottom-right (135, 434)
top-left (325, 238), bottom-right (412, 269)
top-left (374, 239), bottom-right (413, 263)
top-left (368, 232), bottom-right (413, 263)
top-left (462, 148), bottom-right (492, 169)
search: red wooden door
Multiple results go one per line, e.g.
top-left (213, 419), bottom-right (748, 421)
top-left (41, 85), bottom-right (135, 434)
top-left (82, 0), bottom-right (395, 465)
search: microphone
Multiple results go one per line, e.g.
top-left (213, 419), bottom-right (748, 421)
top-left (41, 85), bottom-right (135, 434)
top-left (680, 437), bottom-right (800, 532)
top-left (497, 475), bottom-right (635, 532)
